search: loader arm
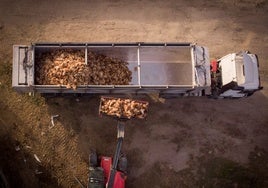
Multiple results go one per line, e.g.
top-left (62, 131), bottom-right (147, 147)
top-left (107, 121), bottom-right (125, 188)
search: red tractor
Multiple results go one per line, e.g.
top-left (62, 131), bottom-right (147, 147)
top-left (88, 121), bottom-right (127, 188)
top-left (87, 97), bottom-right (149, 188)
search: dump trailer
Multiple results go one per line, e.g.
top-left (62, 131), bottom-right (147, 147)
top-left (12, 42), bottom-right (261, 98)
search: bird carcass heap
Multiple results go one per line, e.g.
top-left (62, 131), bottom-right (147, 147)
top-left (35, 49), bottom-right (132, 89)
top-left (100, 98), bottom-right (149, 119)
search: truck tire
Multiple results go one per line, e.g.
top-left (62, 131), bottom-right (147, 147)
top-left (89, 149), bottom-right (98, 168)
top-left (118, 154), bottom-right (127, 174)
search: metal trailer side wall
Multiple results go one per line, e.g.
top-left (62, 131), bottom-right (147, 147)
top-left (12, 43), bottom-right (211, 94)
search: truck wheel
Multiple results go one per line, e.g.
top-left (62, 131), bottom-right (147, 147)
top-left (89, 149), bottom-right (98, 168)
top-left (118, 154), bottom-right (127, 174)
top-left (0, 170), bottom-right (8, 188)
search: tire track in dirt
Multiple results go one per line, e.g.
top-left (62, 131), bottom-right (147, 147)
top-left (37, 121), bottom-right (88, 187)
top-left (0, 84), bottom-right (88, 187)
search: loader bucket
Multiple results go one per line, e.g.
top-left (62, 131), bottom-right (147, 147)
top-left (99, 96), bottom-right (149, 119)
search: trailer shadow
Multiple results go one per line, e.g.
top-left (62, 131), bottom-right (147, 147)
top-left (44, 93), bottom-right (152, 158)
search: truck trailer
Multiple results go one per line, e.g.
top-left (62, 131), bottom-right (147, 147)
top-left (12, 42), bottom-right (261, 98)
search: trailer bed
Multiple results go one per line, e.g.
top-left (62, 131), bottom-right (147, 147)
top-left (12, 43), bottom-right (210, 94)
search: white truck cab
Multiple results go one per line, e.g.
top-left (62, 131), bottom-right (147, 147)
top-left (217, 51), bottom-right (260, 98)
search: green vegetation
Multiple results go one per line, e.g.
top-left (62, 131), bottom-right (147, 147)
top-left (196, 148), bottom-right (268, 188)
top-left (198, 158), bottom-right (256, 188)
top-left (128, 147), bottom-right (268, 188)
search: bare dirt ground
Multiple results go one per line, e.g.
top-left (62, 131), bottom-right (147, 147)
top-left (0, 0), bottom-right (268, 187)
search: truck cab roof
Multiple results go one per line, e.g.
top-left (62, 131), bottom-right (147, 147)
top-left (219, 51), bottom-right (260, 91)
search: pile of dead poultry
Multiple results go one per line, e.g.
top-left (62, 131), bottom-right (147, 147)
top-left (35, 49), bottom-right (132, 89)
top-left (99, 97), bottom-right (149, 119)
